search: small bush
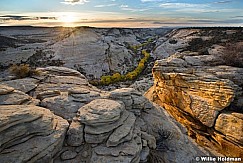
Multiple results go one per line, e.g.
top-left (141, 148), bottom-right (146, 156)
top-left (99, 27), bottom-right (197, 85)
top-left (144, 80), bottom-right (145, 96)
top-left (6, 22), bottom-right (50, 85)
top-left (100, 75), bottom-right (112, 85)
top-left (221, 43), bottom-right (243, 68)
top-left (111, 73), bottom-right (123, 82)
top-left (148, 128), bottom-right (172, 163)
top-left (9, 64), bottom-right (40, 78)
top-left (156, 128), bottom-right (172, 152)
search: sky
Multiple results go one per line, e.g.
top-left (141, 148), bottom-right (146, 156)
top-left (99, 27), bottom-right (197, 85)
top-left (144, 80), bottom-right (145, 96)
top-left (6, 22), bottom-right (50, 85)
top-left (0, 0), bottom-right (243, 27)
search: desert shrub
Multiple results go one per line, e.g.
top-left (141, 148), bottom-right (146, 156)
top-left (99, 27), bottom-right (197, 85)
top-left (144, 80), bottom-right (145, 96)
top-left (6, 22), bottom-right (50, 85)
top-left (156, 128), bottom-right (172, 151)
top-left (99, 73), bottom-right (125, 85)
top-left (128, 38), bottom-right (153, 54)
top-left (9, 64), bottom-right (40, 78)
top-left (125, 50), bottom-right (150, 80)
top-left (92, 50), bottom-right (150, 86)
top-left (148, 128), bottom-right (172, 163)
top-left (129, 45), bottom-right (139, 53)
top-left (100, 75), bottom-right (112, 85)
top-left (221, 43), bottom-right (243, 68)
top-left (111, 72), bottom-right (123, 82)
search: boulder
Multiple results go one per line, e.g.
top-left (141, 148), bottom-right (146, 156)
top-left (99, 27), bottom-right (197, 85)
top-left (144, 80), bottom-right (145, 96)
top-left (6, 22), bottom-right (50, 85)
top-left (32, 68), bottom-right (101, 121)
top-left (0, 105), bottom-right (69, 162)
top-left (78, 99), bottom-right (125, 126)
top-left (84, 110), bottom-right (130, 135)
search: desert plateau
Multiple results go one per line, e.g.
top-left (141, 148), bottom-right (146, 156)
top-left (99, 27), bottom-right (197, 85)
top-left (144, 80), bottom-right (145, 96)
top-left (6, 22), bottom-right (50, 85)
top-left (0, 26), bottom-right (242, 163)
top-left (0, 0), bottom-right (243, 162)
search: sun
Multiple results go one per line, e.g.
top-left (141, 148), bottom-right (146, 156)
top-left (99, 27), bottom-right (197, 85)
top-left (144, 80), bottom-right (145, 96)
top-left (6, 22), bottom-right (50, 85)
top-left (58, 13), bottom-right (78, 26)
top-left (60, 15), bottom-right (76, 23)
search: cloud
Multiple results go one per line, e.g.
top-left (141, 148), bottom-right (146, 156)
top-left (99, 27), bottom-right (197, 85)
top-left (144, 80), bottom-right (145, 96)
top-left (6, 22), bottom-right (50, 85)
top-left (120, 5), bottom-right (150, 12)
top-left (159, 3), bottom-right (208, 9)
top-left (214, 0), bottom-right (233, 4)
top-left (94, 4), bottom-right (117, 8)
top-left (120, 4), bottom-right (129, 8)
top-left (60, 0), bottom-right (89, 5)
top-left (231, 16), bottom-right (243, 18)
top-left (152, 18), bottom-right (243, 25)
top-left (0, 15), bottom-right (29, 20)
top-left (0, 15), bottom-right (57, 21)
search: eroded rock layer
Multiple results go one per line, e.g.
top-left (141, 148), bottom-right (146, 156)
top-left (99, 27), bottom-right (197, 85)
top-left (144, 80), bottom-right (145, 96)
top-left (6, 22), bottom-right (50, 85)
top-left (0, 67), bottom-right (157, 163)
top-left (148, 54), bottom-right (243, 157)
top-left (0, 105), bottom-right (69, 163)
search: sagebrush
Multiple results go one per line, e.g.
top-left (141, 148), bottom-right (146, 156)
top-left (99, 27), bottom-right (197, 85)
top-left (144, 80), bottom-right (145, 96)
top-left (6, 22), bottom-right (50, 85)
top-left (9, 64), bottom-right (41, 78)
top-left (221, 43), bottom-right (243, 68)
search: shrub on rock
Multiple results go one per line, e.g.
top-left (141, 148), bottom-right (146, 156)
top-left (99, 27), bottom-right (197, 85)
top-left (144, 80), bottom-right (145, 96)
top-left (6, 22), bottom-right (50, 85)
top-left (9, 64), bottom-right (40, 78)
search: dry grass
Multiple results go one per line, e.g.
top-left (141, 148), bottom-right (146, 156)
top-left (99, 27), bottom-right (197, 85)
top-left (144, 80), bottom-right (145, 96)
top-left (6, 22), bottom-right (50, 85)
top-left (221, 43), bottom-right (243, 68)
top-left (9, 64), bottom-right (41, 78)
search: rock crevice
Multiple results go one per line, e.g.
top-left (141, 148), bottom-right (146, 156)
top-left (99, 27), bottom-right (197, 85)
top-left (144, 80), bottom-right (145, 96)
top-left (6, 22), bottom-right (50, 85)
top-left (149, 53), bottom-right (243, 157)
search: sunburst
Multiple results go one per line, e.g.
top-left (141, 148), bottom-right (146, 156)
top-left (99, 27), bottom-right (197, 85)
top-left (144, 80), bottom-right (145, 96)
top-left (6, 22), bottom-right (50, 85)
top-left (58, 13), bottom-right (78, 26)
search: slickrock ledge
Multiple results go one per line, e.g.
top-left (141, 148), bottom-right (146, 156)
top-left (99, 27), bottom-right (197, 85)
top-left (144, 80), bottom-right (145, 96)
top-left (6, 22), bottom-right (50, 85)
top-left (65, 94), bottom-right (155, 162)
top-left (0, 66), bottom-right (158, 163)
top-left (0, 105), bottom-right (69, 163)
top-left (0, 66), bottom-right (226, 162)
top-left (148, 53), bottom-right (243, 157)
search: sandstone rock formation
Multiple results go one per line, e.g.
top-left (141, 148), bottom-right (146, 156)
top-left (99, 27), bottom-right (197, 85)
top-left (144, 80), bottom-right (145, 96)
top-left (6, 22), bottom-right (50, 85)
top-left (0, 66), bottom-right (157, 162)
top-left (148, 52), bottom-right (243, 157)
top-left (0, 105), bottom-right (69, 163)
top-left (1, 27), bottom-right (243, 162)
top-left (0, 84), bottom-right (39, 105)
top-left (0, 66), bottom-right (218, 162)
top-left (55, 87), bottom-right (157, 163)
top-left (0, 78), bottom-right (39, 93)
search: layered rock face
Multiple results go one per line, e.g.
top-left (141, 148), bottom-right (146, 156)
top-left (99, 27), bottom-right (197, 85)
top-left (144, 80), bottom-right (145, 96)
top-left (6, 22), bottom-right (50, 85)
top-left (56, 87), bottom-right (157, 163)
top-left (0, 66), bottom-right (218, 162)
top-left (0, 105), bottom-right (69, 163)
top-left (148, 53), bottom-right (243, 157)
top-left (0, 66), bottom-right (158, 163)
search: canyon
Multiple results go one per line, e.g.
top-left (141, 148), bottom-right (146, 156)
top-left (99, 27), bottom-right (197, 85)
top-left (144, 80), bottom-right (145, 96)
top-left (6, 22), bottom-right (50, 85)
top-left (0, 27), bottom-right (242, 162)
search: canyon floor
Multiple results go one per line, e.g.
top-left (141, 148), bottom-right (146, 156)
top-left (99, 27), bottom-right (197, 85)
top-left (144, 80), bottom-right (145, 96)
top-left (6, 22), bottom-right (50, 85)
top-left (0, 27), bottom-right (242, 163)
